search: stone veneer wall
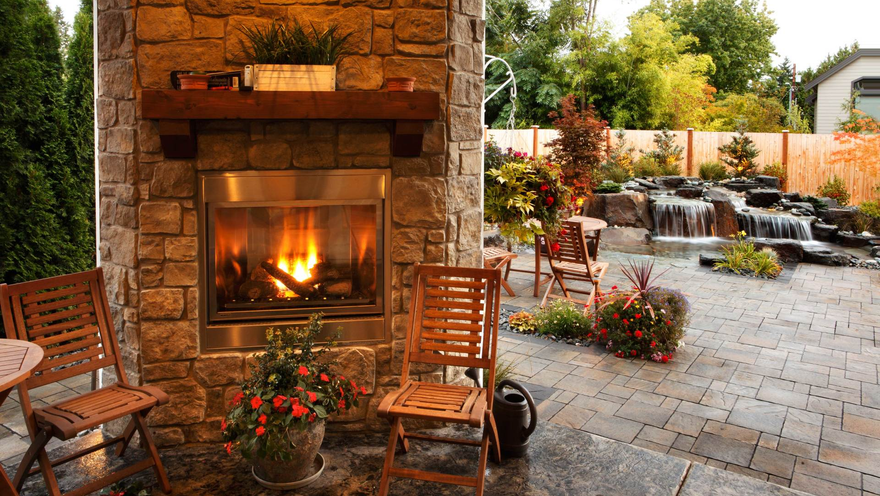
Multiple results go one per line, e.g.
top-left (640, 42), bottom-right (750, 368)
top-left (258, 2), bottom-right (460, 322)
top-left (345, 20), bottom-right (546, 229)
top-left (96, 0), bottom-right (485, 445)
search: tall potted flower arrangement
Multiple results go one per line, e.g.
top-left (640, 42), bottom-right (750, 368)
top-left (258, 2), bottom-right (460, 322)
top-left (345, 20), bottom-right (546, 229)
top-left (483, 142), bottom-right (574, 244)
top-left (222, 313), bottom-right (363, 488)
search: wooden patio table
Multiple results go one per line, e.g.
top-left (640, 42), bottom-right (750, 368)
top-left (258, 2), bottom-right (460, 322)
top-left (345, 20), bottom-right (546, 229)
top-left (0, 339), bottom-right (43, 496)
top-left (508, 216), bottom-right (608, 297)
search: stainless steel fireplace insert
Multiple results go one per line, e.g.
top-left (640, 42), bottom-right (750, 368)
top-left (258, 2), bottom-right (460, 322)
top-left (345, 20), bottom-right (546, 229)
top-left (198, 170), bottom-right (391, 351)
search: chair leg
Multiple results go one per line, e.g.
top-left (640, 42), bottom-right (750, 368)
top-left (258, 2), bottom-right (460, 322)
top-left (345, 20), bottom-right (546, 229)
top-left (115, 418), bottom-right (137, 457)
top-left (540, 274), bottom-right (556, 307)
top-left (394, 419), bottom-right (409, 453)
top-left (131, 413), bottom-right (171, 494)
top-left (487, 412), bottom-right (501, 464)
top-left (556, 273), bottom-right (572, 298)
top-left (13, 427), bottom-right (54, 495)
top-left (475, 429), bottom-right (491, 496)
top-left (378, 417), bottom-right (402, 496)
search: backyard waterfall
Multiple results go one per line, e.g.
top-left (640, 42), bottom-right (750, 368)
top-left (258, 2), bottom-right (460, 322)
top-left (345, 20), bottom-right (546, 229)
top-left (737, 212), bottom-right (813, 241)
top-left (653, 198), bottom-right (716, 238)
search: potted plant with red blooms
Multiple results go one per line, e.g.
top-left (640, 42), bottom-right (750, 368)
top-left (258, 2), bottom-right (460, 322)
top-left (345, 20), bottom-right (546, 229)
top-left (589, 259), bottom-right (690, 363)
top-left (222, 313), bottom-right (363, 489)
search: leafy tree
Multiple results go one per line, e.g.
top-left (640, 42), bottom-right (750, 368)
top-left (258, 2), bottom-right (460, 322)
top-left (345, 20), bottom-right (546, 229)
top-left (719, 123), bottom-right (761, 178)
top-left (642, 0), bottom-right (778, 94)
top-left (485, 0), bottom-right (568, 128)
top-left (547, 94), bottom-right (607, 196)
top-left (550, 0), bottom-right (603, 110)
top-left (705, 93), bottom-right (786, 132)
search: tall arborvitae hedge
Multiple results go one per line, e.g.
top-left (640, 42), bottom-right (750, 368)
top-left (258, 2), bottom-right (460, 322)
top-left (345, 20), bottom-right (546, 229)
top-left (0, 0), bottom-right (94, 285)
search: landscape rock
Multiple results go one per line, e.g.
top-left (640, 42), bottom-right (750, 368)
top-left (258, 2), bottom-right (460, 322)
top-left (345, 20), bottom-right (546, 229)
top-left (699, 253), bottom-right (724, 267)
top-left (745, 189), bottom-right (784, 208)
top-left (871, 246), bottom-right (880, 258)
top-left (819, 197), bottom-right (839, 208)
top-left (780, 202), bottom-right (816, 216)
top-left (624, 184), bottom-right (647, 193)
top-left (654, 176), bottom-right (688, 189)
top-left (837, 233), bottom-right (870, 248)
top-left (675, 186), bottom-right (704, 199)
top-left (755, 175), bottom-right (781, 189)
top-left (581, 192), bottom-right (652, 229)
top-left (817, 207), bottom-right (856, 229)
top-left (803, 246), bottom-right (851, 266)
top-left (783, 192), bottom-right (802, 202)
top-left (633, 178), bottom-right (661, 190)
top-left (712, 199), bottom-right (740, 238)
top-left (811, 223), bottom-right (839, 242)
top-left (600, 227), bottom-right (651, 246)
top-left (722, 181), bottom-right (762, 192)
top-left (753, 238), bottom-right (803, 263)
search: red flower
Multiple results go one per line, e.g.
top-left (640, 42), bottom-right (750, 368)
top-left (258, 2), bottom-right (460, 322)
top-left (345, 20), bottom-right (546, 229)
top-left (221, 419), bottom-right (227, 431)
top-left (634, 330), bottom-right (642, 338)
top-left (650, 341), bottom-right (656, 347)
top-left (291, 404), bottom-right (308, 417)
top-left (350, 380), bottom-right (358, 389)
top-left (611, 285), bottom-right (617, 290)
top-left (250, 396), bottom-right (263, 410)
top-left (225, 442), bottom-right (232, 455)
top-left (339, 400), bottom-right (346, 409)
top-left (540, 184), bottom-right (549, 191)
top-left (306, 391), bottom-right (317, 403)
top-left (623, 319), bottom-right (629, 325)
top-left (546, 196), bottom-right (555, 206)
top-left (258, 414), bottom-right (267, 425)
top-left (272, 395), bottom-right (287, 410)
top-left (308, 413), bottom-right (316, 423)
top-left (600, 328), bottom-right (607, 335)
top-left (631, 350), bottom-right (638, 356)
top-left (320, 373), bottom-right (330, 382)
top-left (360, 386), bottom-right (367, 395)
top-left (551, 242), bottom-right (561, 252)
top-left (231, 392), bottom-right (244, 406)
top-left (255, 426), bottom-right (266, 436)
top-left (635, 314), bottom-right (642, 319)
top-left (295, 386), bottom-right (304, 392)
top-left (560, 228), bottom-right (568, 236)
top-left (613, 313), bottom-right (619, 319)
top-left (665, 320), bottom-right (672, 326)
top-left (661, 355), bottom-right (669, 363)
top-left (298, 366), bottom-right (309, 376)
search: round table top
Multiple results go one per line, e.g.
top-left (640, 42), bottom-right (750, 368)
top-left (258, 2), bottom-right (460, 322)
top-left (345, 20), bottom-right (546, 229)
top-left (567, 215), bottom-right (608, 231)
top-left (0, 339), bottom-right (44, 393)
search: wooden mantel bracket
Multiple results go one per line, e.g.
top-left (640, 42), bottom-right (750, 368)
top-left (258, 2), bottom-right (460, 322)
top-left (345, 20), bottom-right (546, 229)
top-left (141, 90), bottom-right (442, 159)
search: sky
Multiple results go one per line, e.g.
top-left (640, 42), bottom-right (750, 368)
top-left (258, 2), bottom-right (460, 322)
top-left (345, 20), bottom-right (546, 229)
top-left (49, 0), bottom-right (880, 73)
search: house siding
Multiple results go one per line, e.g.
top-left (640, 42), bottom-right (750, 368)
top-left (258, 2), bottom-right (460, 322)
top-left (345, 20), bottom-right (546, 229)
top-left (815, 56), bottom-right (880, 134)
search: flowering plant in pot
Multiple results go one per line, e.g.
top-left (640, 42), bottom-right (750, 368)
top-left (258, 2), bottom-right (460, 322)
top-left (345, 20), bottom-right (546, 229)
top-left (588, 259), bottom-right (690, 363)
top-left (222, 313), bottom-right (363, 487)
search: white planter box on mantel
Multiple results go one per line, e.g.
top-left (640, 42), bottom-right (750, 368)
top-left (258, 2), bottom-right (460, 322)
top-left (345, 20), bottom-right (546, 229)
top-left (253, 65), bottom-right (336, 91)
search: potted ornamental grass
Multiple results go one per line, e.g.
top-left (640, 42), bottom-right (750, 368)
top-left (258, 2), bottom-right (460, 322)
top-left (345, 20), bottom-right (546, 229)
top-left (238, 20), bottom-right (351, 91)
top-left (222, 313), bottom-right (364, 489)
top-left (589, 259), bottom-right (690, 363)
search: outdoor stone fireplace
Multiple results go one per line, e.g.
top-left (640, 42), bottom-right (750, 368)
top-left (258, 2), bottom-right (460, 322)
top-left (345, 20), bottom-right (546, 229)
top-left (96, 0), bottom-right (485, 445)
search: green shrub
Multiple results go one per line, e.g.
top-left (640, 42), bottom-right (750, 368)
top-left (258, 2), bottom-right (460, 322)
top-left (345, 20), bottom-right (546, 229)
top-left (719, 124), bottom-right (761, 178)
top-left (851, 203), bottom-right (879, 233)
top-left (594, 182), bottom-right (623, 194)
top-left (535, 300), bottom-right (592, 339)
top-left (601, 129), bottom-right (635, 181)
top-left (508, 310), bottom-right (537, 333)
top-left (762, 162), bottom-right (787, 189)
top-left (714, 232), bottom-right (782, 278)
top-left (633, 156), bottom-right (661, 177)
top-left (644, 129), bottom-right (683, 176)
top-left (802, 195), bottom-right (828, 211)
top-left (859, 200), bottom-right (880, 219)
top-left (816, 175), bottom-right (851, 206)
top-left (602, 166), bottom-right (631, 184)
top-left (483, 359), bottom-right (515, 388)
top-left (699, 162), bottom-right (728, 181)
top-left (593, 288), bottom-right (690, 362)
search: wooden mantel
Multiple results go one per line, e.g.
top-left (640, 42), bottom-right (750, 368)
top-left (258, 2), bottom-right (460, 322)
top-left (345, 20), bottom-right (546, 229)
top-left (141, 90), bottom-right (442, 158)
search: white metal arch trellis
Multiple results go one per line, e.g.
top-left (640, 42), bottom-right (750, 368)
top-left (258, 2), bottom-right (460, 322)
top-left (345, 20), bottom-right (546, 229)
top-left (483, 55), bottom-right (518, 135)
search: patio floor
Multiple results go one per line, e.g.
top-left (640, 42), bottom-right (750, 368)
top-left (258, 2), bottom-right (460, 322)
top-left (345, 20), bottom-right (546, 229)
top-left (497, 249), bottom-right (880, 496)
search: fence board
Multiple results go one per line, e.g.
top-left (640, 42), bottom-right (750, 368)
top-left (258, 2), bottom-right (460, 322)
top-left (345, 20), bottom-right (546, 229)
top-left (487, 128), bottom-right (879, 204)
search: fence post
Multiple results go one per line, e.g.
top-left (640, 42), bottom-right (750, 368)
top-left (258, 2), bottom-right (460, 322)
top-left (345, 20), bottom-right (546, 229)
top-left (483, 125), bottom-right (489, 142)
top-left (605, 127), bottom-right (612, 157)
top-left (686, 128), bottom-right (694, 176)
top-left (531, 125), bottom-right (539, 158)
top-left (781, 130), bottom-right (789, 167)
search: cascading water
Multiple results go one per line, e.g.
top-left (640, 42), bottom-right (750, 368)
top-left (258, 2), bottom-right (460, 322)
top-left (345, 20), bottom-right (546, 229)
top-left (653, 198), bottom-right (716, 238)
top-left (737, 212), bottom-right (813, 241)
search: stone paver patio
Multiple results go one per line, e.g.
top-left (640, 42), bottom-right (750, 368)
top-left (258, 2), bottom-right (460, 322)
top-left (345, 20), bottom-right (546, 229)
top-left (497, 248), bottom-right (880, 496)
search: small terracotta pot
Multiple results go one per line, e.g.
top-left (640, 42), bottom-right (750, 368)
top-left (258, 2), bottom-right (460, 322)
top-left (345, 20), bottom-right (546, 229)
top-left (178, 74), bottom-right (210, 90)
top-left (386, 77), bottom-right (416, 92)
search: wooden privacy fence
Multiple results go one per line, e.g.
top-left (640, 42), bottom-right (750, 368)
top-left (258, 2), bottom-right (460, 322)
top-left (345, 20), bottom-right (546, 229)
top-left (486, 126), bottom-right (880, 204)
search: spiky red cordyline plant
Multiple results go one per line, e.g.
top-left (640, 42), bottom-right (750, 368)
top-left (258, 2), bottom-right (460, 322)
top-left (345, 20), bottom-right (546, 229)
top-left (597, 258), bottom-right (668, 319)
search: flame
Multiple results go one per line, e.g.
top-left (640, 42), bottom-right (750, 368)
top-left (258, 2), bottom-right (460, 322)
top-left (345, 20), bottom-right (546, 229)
top-left (274, 208), bottom-right (320, 293)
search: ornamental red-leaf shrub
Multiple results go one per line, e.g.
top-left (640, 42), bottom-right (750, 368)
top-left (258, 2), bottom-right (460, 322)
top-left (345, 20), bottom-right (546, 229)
top-left (548, 94), bottom-right (608, 198)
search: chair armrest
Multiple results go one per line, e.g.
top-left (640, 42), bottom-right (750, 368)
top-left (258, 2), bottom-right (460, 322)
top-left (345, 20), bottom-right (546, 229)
top-left (377, 380), bottom-right (412, 419)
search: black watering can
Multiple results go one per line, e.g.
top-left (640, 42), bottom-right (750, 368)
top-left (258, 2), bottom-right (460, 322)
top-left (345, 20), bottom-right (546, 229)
top-left (493, 380), bottom-right (537, 458)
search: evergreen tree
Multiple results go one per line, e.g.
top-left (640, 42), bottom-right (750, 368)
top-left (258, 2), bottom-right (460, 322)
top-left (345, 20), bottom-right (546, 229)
top-left (63, 0), bottom-right (96, 271)
top-left (0, 0), bottom-right (83, 284)
top-left (718, 123), bottom-right (760, 178)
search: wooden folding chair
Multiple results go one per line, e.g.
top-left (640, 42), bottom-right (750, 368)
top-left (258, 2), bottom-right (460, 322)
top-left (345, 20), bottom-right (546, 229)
top-left (541, 220), bottom-right (609, 311)
top-left (0, 268), bottom-right (172, 496)
top-left (482, 246), bottom-right (518, 296)
top-left (377, 264), bottom-right (502, 496)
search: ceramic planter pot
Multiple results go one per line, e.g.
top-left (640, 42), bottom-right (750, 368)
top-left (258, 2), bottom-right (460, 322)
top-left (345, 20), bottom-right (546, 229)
top-left (386, 77), bottom-right (416, 92)
top-left (178, 74), bottom-right (210, 90)
top-left (252, 420), bottom-right (325, 485)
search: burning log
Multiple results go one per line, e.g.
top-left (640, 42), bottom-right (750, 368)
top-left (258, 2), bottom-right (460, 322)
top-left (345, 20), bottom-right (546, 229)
top-left (260, 261), bottom-right (318, 298)
top-left (237, 280), bottom-right (278, 300)
top-left (305, 262), bottom-right (350, 285)
top-left (322, 280), bottom-right (352, 297)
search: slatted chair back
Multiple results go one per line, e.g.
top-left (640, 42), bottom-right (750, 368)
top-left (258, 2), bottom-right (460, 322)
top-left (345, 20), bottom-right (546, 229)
top-left (547, 221), bottom-right (597, 279)
top-left (402, 264), bottom-right (502, 388)
top-left (0, 268), bottom-right (124, 390)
